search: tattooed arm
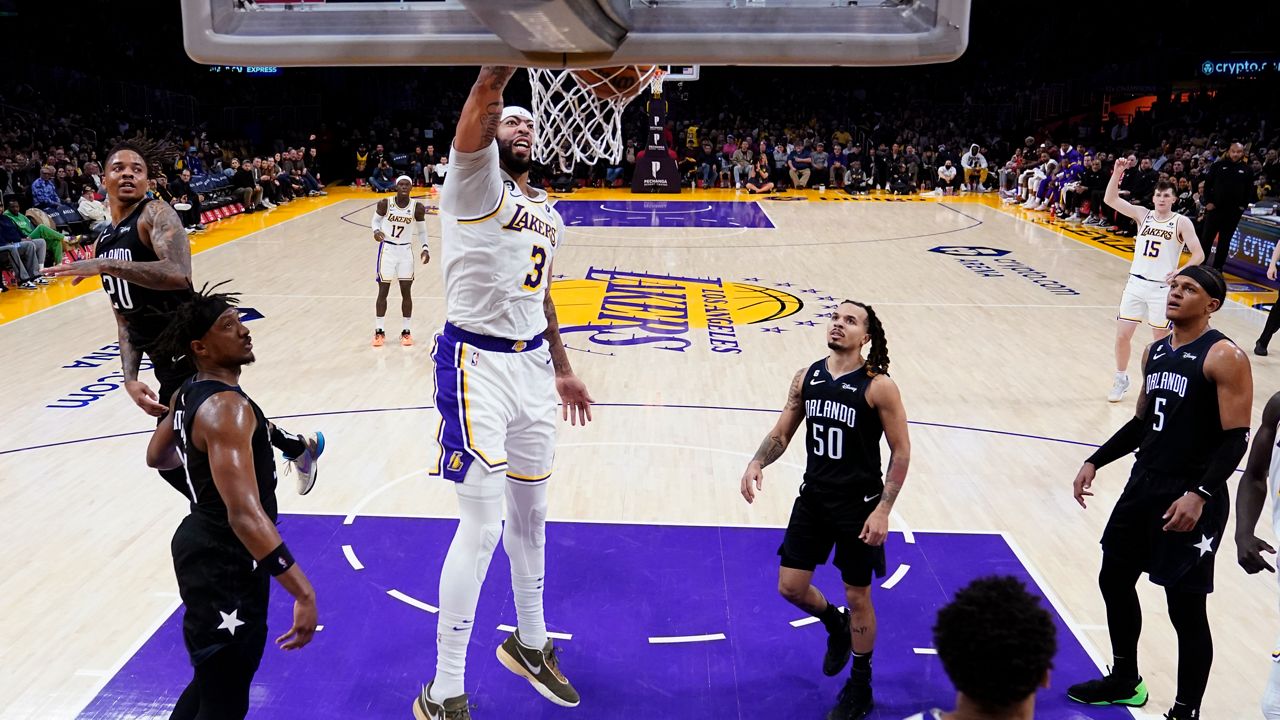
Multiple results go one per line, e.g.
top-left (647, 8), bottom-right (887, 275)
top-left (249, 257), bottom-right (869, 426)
top-left (741, 368), bottom-right (806, 504)
top-left (544, 261), bottom-right (593, 426)
top-left (42, 200), bottom-right (191, 288)
top-left (860, 375), bottom-right (910, 546)
top-left (454, 66), bottom-right (517, 153)
top-left (115, 309), bottom-right (167, 417)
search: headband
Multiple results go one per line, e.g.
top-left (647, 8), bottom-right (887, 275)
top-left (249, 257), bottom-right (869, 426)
top-left (502, 106), bottom-right (534, 123)
top-left (1176, 265), bottom-right (1226, 305)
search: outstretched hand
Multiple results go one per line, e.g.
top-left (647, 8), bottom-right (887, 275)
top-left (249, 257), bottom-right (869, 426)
top-left (42, 258), bottom-right (106, 285)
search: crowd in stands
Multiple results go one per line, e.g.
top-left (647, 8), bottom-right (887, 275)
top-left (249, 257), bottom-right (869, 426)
top-left (0, 98), bottom-right (329, 290)
top-left (4, 68), bottom-right (1280, 291)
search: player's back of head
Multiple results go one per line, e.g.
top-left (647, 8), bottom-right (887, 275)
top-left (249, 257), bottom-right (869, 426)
top-left (933, 575), bottom-right (1056, 714)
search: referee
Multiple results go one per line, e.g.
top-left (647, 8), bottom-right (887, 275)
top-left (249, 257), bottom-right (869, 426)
top-left (146, 283), bottom-right (318, 719)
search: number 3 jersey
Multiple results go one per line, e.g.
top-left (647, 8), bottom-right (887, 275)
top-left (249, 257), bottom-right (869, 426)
top-left (1134, 329), bottom-right (1229, 482)
top-left (801, 359), bottom-right (885, 492)
top-left (439, 140), bottom-right (564, 340)
top-left (93, 198), bottom-right (192, 352)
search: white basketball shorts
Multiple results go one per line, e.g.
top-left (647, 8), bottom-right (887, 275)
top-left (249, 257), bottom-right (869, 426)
top-left (1118, 275), bottom-right (1171, 329)
top-left (376, 242), bottom-right (414, 282)
top-left (431, 322), bottom-right (557, 485)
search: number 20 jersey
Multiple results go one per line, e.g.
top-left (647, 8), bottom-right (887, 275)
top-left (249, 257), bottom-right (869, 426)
top-left (93, 198), bottom-right (192, 351)
top-left (439, 141), bottom-right (564, 340)
top-left (801, 359), bottom-right (885, 492)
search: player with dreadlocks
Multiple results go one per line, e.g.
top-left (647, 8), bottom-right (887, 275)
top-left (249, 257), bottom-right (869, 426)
top-left (145, 282), bottom-right (319, 720)
top-left (740, 299), bottom-right (910, 720)
top-left (44, 137), bottom-right (325, 496)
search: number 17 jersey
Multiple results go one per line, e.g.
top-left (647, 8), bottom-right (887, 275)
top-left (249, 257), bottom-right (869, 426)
top-left (801, 359), bottom-right (885, 492)
top-left (439, 140), bottom-right (564, 340)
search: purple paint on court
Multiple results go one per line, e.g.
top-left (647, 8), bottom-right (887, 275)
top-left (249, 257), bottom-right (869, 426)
top-left (79, 516), bottom-right (1128, 720)
top-left (555, 200), bottom-right (775, 228)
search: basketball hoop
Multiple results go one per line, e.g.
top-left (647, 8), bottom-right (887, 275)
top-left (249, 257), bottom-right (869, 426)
top-left (527, 65), bottom-right (662, 174)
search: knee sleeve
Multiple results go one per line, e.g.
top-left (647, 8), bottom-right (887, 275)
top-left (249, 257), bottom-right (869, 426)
top-left (455, 474), bottom-right (505, 583)
top-left (503, 481), bottom-right (548, 575)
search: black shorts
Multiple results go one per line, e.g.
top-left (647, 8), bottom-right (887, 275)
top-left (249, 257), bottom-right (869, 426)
top-left (172, 514), bottom-right (270, 665)
top-left (778, 485), bottom-right (887, 587)
top-left (1100, 470), bottom-right (1229, 593)
top-left (152, 352), bottom-right (196, 409)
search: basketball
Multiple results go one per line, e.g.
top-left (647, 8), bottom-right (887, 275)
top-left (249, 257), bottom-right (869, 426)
top-left (571, 65), bottom-right (658, 101)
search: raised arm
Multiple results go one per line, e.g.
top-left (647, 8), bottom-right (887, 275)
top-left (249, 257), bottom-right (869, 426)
top-left (454, 66), bottom-right (518, 153)
top-left (861, 375), bottom-right (910, 546)
top-left (1236, 392), bottom-right (1280, 573)
top-left (197, 393), bottom-right (318, 650)
top-left (1104, 157), bottom-right (1148, 223)
top-left (741, 368), bottom-right (807, 504)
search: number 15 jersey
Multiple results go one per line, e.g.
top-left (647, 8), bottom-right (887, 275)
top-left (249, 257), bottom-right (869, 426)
top-left (801, 359), bottom-right (885, 492)
top-left (439, 140), bottom-right (564, 340)
top-left (1130, 211), bottom-right (1184, 280)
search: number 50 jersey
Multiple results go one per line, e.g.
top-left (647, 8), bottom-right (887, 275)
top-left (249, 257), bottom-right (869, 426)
top-left (801, 359), bottom-right (886, 492)
top-left (439, 141), bottom-right (564, 341)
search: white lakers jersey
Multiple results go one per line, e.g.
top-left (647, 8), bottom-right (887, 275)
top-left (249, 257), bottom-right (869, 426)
top-left (440, 141), bottom-right (563, 340)
top-left (1130, 211), bottom-right (1184, 280)
top-left (383, 197), bottom-right (423, 245)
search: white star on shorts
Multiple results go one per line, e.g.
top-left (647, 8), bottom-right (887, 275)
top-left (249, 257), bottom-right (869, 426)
top-left (1192, 534), bottom-right (1215, 558)
top-left (217, 609), bottom-right (245, 636)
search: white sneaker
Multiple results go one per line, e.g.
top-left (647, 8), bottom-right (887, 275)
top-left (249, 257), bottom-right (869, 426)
top-left (735, 181), bottom-right (742, 189)
top-left (1107, 375), bottom-right (1131, 403)
top-left (1021, 198), bottom-right (1037, 209)
top-left (1034, 200), bottom-right (1048, 211)
top-left (285, 432), bottom-right (326, 495)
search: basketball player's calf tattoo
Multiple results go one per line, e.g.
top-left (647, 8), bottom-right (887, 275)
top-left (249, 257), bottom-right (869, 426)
top-left (851, 625), bottom-right (869, 636)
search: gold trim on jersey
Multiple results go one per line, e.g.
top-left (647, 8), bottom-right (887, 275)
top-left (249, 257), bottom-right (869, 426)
top-left (456, 193), bottom-right (505, 225)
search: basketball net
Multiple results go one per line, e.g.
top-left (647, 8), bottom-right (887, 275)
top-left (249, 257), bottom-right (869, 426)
top-left (527, 66), bottom-right (663, 174)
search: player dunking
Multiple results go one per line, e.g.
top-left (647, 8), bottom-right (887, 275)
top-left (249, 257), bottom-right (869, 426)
top-left (413, 66), bottom-right (594, 720)
top-left (371, 175), bottom-right (430, 347)
top-left (144, 284), bottom-right (318, 719)
top-left (740, 300), bottom-right (911, 720)
top-left (1233, 390), bottom-right (1280, 718)
top-left (1104, 159), bottom-right (1204, 402)
top-left (44, 139), bottom-right (325, 494)
top-left (1069, 266), bottom-right (1251, 720)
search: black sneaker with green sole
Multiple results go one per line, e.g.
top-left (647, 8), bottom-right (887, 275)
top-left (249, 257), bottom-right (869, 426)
top-left (1066, 671), bottom-right (1148, 707)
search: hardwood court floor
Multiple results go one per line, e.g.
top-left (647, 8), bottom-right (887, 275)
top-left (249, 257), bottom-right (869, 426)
top-left (1, 187), bottom-right (1277, 719)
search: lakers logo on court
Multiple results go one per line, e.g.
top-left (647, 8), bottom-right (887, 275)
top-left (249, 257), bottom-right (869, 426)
top-left (550, 267), bottom-right (805, 355)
